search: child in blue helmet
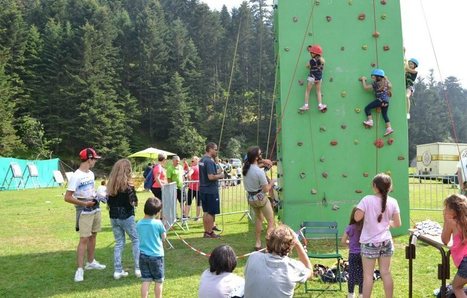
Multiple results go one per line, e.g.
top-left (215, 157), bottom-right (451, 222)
top-left (405, 58), bottom-right (418, 119)
top-left (299, 44), bottom-right (327, 112)
top-left (360, 69), bottom-right (394, 136)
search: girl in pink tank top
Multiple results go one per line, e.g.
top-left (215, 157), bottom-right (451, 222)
top-left (441, 194), bottom-right (467, 297)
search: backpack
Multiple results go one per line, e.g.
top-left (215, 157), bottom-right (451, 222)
top-left (144, 169), bottom-right (154, 190)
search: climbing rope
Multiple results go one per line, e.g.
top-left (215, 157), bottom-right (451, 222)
top-left (172, 230), bottom-right (265, 259)
top-left (265, 53), bottom-right (279, 158)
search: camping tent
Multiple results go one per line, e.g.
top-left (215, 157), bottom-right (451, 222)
top-left (128, 147), bottom-right (176, 159)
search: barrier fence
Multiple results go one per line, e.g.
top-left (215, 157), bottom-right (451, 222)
top-left (409, 174), bottom-right (459, 211)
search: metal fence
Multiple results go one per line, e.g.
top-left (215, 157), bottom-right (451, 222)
top-left (409, 174), bottom-right (460, 210)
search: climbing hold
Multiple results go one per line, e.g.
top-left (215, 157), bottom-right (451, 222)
top-left (383, 45), bottom-right (390, 51)
top-left (354, 139), bottom-right (359, 145)
top-left (322, 193), bottom-right (327, 206)
top-left (342, 173), bottom-right (348, 178)
top-left (299, 172), bottom-right (306, 179)
top-left (358, 13), bottom-right (366, 20)
top-left (330, 140), bottom-right (338, 146)
top-left (308, 32), bottom-right (313, 36)
top-left (292, 16), bottom-right (298, 22)
top-left (348, 0), bottom-right (352, 5)
top-left (297, 141), bottom-right (303, 146)
top-left (341, 124), bottom-right (347, 129)
top-left (381, 13), bottom-right (387, 20)
top-left (371, 62), bottom-right (376, 67)
top-left (315, 0), bottom-right (320, 5)
top-left (329, 77), bottom-right (334, 82)
top-left (354, 108), bottom-right (361, 113)
top-left (385, 170), bottom-right (392, 176)
top-left (320, 157), bottom-right (325, 162)
top-left (355, 189), bottom-right (363, 194)
top-left (373, 31), bottom-right (380, 38)
top-left (298, 80), bottom-right (304, 86)
top-left (320, 126), bottom-right (327, 132)
top-left (363, 172), bottom-right (369, 177)
top-left (340, 46), bottom-right (345, 51)
top-left (398, 155), bottom-right (405, 161)
top-left (326, 16), bottom-right (332, 22)
top-left (284, 47), bottom-right (290, 52)
top-left (387, 138), bottom-right (394, 145)
top-left (341, 91), bottom-right (347, 98)
top-left (380, 0), bottom-right (387, 4)
top-left (374, 138), bottom-right (384, 148)
top-left (332, 204), bottom-right (340, 211)
top-left (322, 172), bottom-right (328, 178)
top-left (362, 44), bottom-right (368, 50)
top-left (311, 189), bottom-right (318, 195)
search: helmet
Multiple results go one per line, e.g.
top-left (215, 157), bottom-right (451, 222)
top-left (308, 45), bottom-right (323, 55)
top-left (409, 58), bottom-right (419, 67)
top-left (371, 69), bottom-right (385, 77)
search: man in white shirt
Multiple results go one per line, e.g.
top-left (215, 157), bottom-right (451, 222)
top-left (457, 153), bottom-right (467, 195)
top-left (64, 148), bottom-right (106, 282)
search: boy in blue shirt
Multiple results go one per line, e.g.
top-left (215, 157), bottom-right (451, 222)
top-left (137, 197), bottom-right (166, 298)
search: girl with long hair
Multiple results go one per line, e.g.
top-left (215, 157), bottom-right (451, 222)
top-left (242, 146), bottom-right (275, 250)
top-left (342, 207), bottom-right (364, 298)
top-left (441, 194), bottom-right (467, 297)
top-left (107, 159), bottom-right (140, 279)
top-left (354, 173), bottom-right (401, 298)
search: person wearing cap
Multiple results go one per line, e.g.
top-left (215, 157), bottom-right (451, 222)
top-left (64, 148), bottom-right (106, 282)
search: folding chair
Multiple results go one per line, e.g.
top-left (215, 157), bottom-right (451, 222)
top-left (300, 221), bottom-right (343, 293)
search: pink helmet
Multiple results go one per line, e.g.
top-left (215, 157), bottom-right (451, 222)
top-left (308, 44), bottom-right (323, 55)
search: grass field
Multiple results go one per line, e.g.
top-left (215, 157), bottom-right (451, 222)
top-left (0, 183), bottom-right (457, 297)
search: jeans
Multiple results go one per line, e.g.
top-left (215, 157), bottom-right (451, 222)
top-left (111, 216), bottom-right (140, 272)
top-left (364, 99), bottom-right (390, 123)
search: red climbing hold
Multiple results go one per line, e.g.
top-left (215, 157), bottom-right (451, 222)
top-left (373, 31), bottom-right (380, 38)
top-left (387, 138), bottom-right (394, 145)
top-left (374, 138), bottom-right (384, 148)
top-left (381, 0), bottom-right (387, 5)
top-left (330, 140), bottom-right (338, 146)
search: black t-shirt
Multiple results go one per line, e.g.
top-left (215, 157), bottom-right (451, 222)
top-left (107, 187), bottom-right (137, 219)
top-left (199, 156), bottom-right (219, 194)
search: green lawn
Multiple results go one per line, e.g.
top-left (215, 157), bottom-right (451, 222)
top-left (0, 185), bottom-right (455, 297)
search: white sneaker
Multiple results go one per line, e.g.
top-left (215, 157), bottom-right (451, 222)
top-left (85, 259), bottom-right (106, 270)
top-left (407, 113), bottom-right (411, 119)
top-left (135, 269), bottom-right (142, 278)
top-left (74, 268), bottom-right (84, 282)
top-left (113, 270), bottom-right (129, 280)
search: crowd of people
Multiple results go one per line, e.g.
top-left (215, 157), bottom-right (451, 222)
top-left (64, 145), bottom-right (467, 298)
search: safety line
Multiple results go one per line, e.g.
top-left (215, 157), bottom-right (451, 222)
top-left (172, 230), bottom-right (265, 259)
top-left (266, 53), bottom-right (279, 158)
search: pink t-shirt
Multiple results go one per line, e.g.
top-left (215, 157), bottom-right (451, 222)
top-left (451, 232), bottom-right (467, 267)
top-left (151, 164), bottom-right (166, 188)
top-left (188, 165), bottom-right (199, 191)
top-left (357, 194), bottom-right (400, 244)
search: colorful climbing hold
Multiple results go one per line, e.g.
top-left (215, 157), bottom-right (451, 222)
top-left (341, 91), bottom-right (347, 97)
top-left (362, 44), bottom-right (368, 50)
top-left (354, 139), bottom-right (360, 145)
top-left (374, 138), bottom-right (384, 148)
top-left (371, 62), bottom-right (376, 67)
top-left (383, 45), bottom-right (390, 51)
top-left (387, 138), bottom-right (394, 145)
top-left (373, 31), bottom-right (380, 38)
top-left (329, 77), bottom-right (334, 82)
top-left (381, 0), bottom-right (387, 5)
top-left (330, 140), bottom-right (338, 146)
top-left (358, 13), bottom-right (366, 20)
top-left (355, 108), bottom-right (361, 113)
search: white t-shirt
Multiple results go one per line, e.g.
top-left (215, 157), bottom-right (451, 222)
top-left (243, 164), bottom-right (268, 193)
top-left (198, 270), bottom-right (244, 298)
top-left (457, 157), bottom-right (467, 183)
top-left (244, 252), bottom-right (311, 298)
top-left (357, 195), bottom-right (400, 244)
top-left (67, 169), bottom-right (98, 214)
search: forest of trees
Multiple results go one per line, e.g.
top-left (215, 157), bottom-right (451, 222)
top-left (0, 0), bottom-right (466, 169)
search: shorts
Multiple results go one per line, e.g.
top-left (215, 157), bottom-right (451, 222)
top-left (200, 193), bottom-right (220, 215)
top-left (250, 198), bottom-right (274, 221)
top-left (151, 187), bottom-right (162, 200)
top-left (457, 257), bottom-right (467, 278)
top-left (307, 76), bottom-right (322, 84)
top-left (186, 189), bottom-right (199, 206)
top-left (140, 254), bottom-right (164, 283)
top-left (360, 240), bottom-right (393, 259)
top-left (78, 211), bottom-right (102, 237)
top-left (175, 188), bottom-right (183, 204)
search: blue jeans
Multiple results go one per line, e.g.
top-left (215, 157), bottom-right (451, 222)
top-left (111, 216), bottom-right (140, 272)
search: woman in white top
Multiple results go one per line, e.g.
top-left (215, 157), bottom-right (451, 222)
top-left (198, 245), bottom-right (244, 298)
top-left (242, 146), bottom-right (275, 250)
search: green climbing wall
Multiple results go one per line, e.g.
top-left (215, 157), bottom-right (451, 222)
top-left (274, 0), bottom-right (409, 235)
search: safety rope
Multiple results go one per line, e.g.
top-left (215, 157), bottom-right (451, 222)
top-left (266, 53), bottom-right (279, 158)
top-left (371, 0), bottom-right (382, 172)
top-left (172, 230), bottom-right (265, 259)
top-left (419, 0), bottom-right (462, 161)
top-left (268, 0), bottom-right (317, 161)
top-left (218, 13), bottom-right (242, 153)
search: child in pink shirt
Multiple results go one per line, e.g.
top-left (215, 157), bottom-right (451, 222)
top-left (441, 194), bottom-right (467, 298)
top-left (354, 173), bottom-right (401, 298)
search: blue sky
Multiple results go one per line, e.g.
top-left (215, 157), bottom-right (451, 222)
top-left (200, 0), bottom-right (467, 87)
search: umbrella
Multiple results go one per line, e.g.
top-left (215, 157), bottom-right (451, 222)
top-left (128, 147), bottom-right (176, 159)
